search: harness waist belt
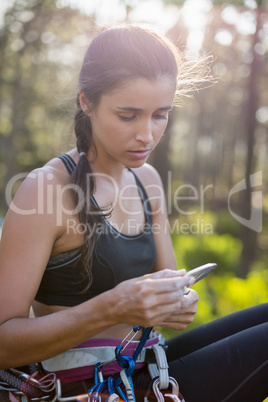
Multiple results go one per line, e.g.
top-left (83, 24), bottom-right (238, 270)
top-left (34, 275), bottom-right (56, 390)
top-left (41, 332), bottom-right (165, 382)
top-left (42, 344), bottom-right (151, 372)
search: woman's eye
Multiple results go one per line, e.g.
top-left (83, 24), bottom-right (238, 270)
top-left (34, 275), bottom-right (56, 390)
top-left (119, 115), bottom-right (136, 121)
top-left (153, 114), bottom-right (168, 120)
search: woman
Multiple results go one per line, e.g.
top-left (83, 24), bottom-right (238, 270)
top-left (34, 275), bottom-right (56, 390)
top-left (0, 24), bottom-right (267, 402)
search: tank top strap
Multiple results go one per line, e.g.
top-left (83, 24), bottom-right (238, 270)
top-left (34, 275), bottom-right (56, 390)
top-left (128, 168), bottom-right (153, 217)
top-left (58, 154), bottom-right (77, 174)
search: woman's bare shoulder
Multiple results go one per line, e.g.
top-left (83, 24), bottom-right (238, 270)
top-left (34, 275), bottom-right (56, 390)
top-left (132, 163), bottom-right (163, 187)
top-left (132, 164), bottom-right (164, 213)
top-left (18, 150), bottom-right (77, 190)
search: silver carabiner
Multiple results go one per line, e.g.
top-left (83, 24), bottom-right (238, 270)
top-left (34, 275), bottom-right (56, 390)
top-left (164, 377), bottom-right (180, 397)
top-left (152, 379), bottom-right (165, 402)
top-left (164, 393), bottom-right (182, 402)
top-left (152, 377), bottom-right (183, 402)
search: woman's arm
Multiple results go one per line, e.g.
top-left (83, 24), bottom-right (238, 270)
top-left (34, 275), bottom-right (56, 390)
top-left (0, 267), bottom-right (193, 368)
top-left (0, 167), bottom-right (117, 367)
top-left (0, 167), bottom-right (193, 368)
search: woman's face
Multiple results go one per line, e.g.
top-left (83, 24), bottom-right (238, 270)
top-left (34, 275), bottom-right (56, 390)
top-left (86, 76), bottom-right (176, 169)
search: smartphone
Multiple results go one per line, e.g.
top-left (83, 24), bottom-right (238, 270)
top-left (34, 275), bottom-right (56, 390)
top-left (186, 263), bottom-right (217, 284)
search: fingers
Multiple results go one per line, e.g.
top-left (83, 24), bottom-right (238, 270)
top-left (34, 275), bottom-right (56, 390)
top-left (145, 269), bottom-right (187, 280)
top-left (113, 271), bottom-right (196, 327)
top-left (160, 308), bottom-right (198, 330)
top-left (159, 289), bottom-right (199, 329)
top-left (138, 272), bottom-right (194, 295)
top-left (180, 289), bottom-right (199, 309)
top-left (164, 289), bottom-right (199, 315)
top-left (131, 275), bottom-right (194, 313)
top-left (152, 276), bottom-right (191, 294)
top-left (133, 276), bottom-right (196, 325)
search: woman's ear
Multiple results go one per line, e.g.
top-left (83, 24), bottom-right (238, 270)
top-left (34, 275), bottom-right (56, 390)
top-left (79, 90), bottom-right (92, 115)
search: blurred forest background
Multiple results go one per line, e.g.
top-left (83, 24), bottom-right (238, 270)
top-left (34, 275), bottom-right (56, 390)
top-left (0, 0), bottom-right (267, 335)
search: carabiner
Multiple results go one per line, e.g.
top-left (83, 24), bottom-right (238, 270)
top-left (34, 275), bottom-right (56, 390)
top-left (115, 346), bottom-right (135, 377)
top-left (94, 362), bottom-right (104, 385)
top-left (152, 377), bottom-right (182, 402)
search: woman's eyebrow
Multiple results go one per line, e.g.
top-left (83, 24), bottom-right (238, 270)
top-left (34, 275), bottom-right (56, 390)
top-left (116, 106), bottom-right (173, 112)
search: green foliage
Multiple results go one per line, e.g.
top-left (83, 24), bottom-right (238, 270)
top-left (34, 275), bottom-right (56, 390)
top-left (0, 0), bottom-right (97, 213)
top-left (162, 0), bottom-right (268, 7)
top-left (209, 0), bottom-right (250, 5)
top-left (172, 231), bottom-right (242, 274)
top-left (162, 0), bottom-right (186, 5)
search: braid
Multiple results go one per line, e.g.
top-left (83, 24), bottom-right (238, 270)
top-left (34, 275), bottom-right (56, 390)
top-left (74, 94), bottom-right (92, 153)
top-left (71, 94), bottom-right (102, 290)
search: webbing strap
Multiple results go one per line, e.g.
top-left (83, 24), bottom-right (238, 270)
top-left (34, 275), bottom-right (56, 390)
top-left (120, 369), bottom-right (135, 402)
top-left (148, 345), bottom-right (169, 389)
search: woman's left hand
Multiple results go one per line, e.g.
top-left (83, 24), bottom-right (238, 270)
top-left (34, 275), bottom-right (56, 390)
top-left (159, 288), bottom-right (199, 330)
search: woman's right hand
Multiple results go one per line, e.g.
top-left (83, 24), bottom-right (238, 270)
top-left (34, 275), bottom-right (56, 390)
top-left (112, 269), bottom-right (194, 327)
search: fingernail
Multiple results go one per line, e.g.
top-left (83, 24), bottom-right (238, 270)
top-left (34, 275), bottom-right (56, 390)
top-left (184, 287), bottom-right (190, 295)
top-left (189, 276), bottom-right (195, 286)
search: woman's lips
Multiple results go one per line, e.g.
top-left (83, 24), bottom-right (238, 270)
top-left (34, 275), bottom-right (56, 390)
top-left (128, 149), bottom-right (151, 160)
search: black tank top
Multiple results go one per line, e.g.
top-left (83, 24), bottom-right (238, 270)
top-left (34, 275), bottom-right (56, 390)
top-left (35, 154), bottom-right (157, 306)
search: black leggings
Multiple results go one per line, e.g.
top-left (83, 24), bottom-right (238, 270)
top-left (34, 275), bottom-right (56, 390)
top-left (133, 303), bottom-right (268, 402)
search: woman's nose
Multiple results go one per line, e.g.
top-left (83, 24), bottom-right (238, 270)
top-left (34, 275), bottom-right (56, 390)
top-left (135, 119), bottom-right (153, 144)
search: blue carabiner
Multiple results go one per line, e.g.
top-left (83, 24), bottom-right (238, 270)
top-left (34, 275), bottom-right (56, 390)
top-left (94, 362), bottom-right (103, 385)
top-left (115, 346), bottom-right (135, 377)
top-left (88, 379), bottom-right (108, 396)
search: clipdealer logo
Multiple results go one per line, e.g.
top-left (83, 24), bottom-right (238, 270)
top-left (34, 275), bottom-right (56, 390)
top-left (228, 171), bottom-right (263, 233)
top-left (3, 170), bottom-right (263, 235)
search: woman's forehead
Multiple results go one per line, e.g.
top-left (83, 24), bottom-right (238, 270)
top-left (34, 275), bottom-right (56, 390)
top-left (101, 76), bottom-right (176, 108)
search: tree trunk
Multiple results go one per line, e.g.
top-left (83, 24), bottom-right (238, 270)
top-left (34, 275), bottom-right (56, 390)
top-left (237, 1), bottom-right (262, 278)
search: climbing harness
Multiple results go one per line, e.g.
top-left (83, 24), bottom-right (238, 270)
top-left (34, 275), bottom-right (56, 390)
top-left (87, 326), bottom-right (185, 402)
top-left (0, 327), bottom-right (185, 401)
top-left (86, 326), bottom-right (150, 402)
